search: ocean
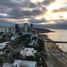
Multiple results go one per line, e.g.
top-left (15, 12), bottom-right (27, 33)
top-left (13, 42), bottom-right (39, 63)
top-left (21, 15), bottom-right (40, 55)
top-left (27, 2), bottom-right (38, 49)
top-left (46, 29), bottom-right (67, 52)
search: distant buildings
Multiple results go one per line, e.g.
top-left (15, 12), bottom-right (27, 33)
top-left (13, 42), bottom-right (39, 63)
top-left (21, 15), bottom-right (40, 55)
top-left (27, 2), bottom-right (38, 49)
top-left (0, 22), bottom-right (15, 33)
top-left (0, 22), bottom-right (24, 33)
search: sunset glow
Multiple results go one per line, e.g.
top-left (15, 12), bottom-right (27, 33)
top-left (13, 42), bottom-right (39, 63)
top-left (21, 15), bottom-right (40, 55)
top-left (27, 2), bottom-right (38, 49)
top-left (46, 0), bottom-right (66, 11)
top-left (31, 0), bottom-right (44, 4)
top-left (29, 0), bottom-right (67, 24)
top-left (42, 0), bottom-right (67, 23)
top-left (0, 0), bottom-right (67, 24)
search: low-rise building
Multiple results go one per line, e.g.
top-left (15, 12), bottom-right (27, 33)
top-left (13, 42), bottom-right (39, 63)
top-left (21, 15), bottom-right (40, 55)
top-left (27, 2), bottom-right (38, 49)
top-left (20, 48), bottom-right (36, 56)
top-left (3, 60), bottom-right (37, 67)
top-left (0, 42), bottom-right (9, 55)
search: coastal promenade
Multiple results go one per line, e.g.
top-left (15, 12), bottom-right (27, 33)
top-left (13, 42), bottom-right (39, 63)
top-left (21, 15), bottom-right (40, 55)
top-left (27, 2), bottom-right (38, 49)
top-left (40, 34), bottom-right (67, 67)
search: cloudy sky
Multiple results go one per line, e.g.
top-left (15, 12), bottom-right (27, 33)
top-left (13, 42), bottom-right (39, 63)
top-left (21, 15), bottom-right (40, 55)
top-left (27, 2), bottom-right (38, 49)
top-left (0, 0), bottom-right (67, 24)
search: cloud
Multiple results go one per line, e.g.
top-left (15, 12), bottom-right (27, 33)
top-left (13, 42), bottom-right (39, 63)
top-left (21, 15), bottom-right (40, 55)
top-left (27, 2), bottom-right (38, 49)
top-left (8, 8), bottom-right (43, 19)
top-left (34, 21), bottom-right (67, 29)
top-left (40, 20), bottom-right (67, 29)
top-left (52, 8), bottom-right (67, 12)
top-left (29, 18), bottom-right (46, 23)
top-left (46, 0), bottom-right (67, 11)
top-left (0, 0), bottom-right (47, 20)
top-left (0, 0), bottom-right (67, 26)
top-left (0, 18), bottom-right (17, 22)
top-left (42, 0), bottom-right (55, 5)
top-left (28, 3), bottom-right (36, 8)
top-left (0, 0), bottom-right (18, 8)
top-left (44, 0), bottom-right (67, 22)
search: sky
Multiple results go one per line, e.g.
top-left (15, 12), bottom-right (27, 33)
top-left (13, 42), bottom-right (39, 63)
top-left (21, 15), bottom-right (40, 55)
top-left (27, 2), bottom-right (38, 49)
top-left (0, 0), bottom-right (67, 26)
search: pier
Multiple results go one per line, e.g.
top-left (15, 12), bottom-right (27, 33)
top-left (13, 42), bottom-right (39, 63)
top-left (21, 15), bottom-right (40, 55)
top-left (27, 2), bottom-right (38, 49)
top-left (44, 40), bottom-right (67, 43)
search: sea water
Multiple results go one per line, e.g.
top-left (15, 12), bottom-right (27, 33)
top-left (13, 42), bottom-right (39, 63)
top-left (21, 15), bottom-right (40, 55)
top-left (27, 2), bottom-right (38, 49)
top-left (46, 29), bottom-right (67, 52)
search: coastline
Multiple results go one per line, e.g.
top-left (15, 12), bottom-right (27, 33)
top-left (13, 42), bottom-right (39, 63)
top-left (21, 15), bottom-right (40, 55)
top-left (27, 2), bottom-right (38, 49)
top-left (40, 34), bottom-right (67, 67)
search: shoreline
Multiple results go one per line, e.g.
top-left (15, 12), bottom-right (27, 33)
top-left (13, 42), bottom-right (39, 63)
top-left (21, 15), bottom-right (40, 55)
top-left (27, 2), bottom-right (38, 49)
top-left (41, 34), bottom-right (67, 67)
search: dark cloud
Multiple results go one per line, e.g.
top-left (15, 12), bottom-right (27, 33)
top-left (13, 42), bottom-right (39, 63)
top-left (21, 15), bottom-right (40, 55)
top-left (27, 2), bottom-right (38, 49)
top-left (42, 0), bottom-right (55, 5)
top-left (0, 0), bottom-right (22, 8)
top-left (8, 8), bottom-right (43, 19)
top-left (28, 3), bottom-right (37, 8)
top-left (29, 18), bottom-right (46, 23)
top-left (0, 0), bottom-right (35, 9)
top-left (0, 0), bottom-right (47, 19)
top-left (0, 0), bottom-right (19, 15)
